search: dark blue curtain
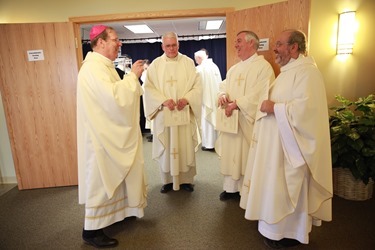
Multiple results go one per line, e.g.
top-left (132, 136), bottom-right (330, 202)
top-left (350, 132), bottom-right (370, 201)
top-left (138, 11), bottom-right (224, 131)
top-left (82, 38), bottom-right (227, 78)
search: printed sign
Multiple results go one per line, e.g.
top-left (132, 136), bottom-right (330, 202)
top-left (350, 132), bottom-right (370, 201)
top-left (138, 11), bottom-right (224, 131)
top-left (258, 38), bottom-right (269, 51)
top-left (27, 50), bottom-right (45, 61)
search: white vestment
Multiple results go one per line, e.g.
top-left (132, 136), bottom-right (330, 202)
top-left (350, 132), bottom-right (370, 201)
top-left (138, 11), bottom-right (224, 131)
top-left (77, 52), bottom-right (147, 230)
top-left (196, 58), bottom-right (222, 148)
top-left (240, 55), bottom-right (333, 244)
top-left (143, 53), bottom-right (202, 190)
top-left (215, 54), bottom-right (275, 192)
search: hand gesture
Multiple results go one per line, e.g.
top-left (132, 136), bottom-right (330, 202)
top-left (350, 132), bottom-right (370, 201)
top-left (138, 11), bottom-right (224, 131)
top-left (131, 60), bottom-right (144, 78)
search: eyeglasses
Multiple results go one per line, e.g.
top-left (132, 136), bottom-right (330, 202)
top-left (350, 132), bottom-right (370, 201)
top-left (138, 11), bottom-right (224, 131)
top-left (107, 38), bottom-right (121, 43)
top-left (164, 44), bottom-right (178, 49)
top-left (275, 41), bottom-right (290, 48)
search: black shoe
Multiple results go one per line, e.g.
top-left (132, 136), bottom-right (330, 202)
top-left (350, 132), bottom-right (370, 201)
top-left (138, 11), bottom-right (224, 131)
top-left (201, 146), bottom-right (215, 152)
top-left (82, 229), bottom-right (118, 248)
top-left (219, 191), bottom-right (240, 201)
top-left (160, 183), bottom-right (173, 193)
top-left (180, 183), bottom-right (194, 192)
top-left (263, 237), bottom-right (301, 249)
top-left (147, 135), bottom-right (153, 142)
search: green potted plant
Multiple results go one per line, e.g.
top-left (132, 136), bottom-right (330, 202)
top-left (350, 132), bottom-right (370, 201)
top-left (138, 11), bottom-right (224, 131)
top-left (329, 94), bottom-right (375, 200)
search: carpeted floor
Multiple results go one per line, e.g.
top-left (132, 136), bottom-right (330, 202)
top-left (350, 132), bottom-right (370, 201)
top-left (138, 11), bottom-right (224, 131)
top-left (0, 136), bottom-right (374, 249)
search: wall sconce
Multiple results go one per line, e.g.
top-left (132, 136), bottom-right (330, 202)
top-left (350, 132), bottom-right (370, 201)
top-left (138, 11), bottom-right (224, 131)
top-left (337, 11), bottom-right (356, 55)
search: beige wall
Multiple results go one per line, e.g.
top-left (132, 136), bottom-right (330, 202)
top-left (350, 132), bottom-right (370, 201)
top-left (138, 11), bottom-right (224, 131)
top-left (0, 0), bottom-right (284, 22)
top-left (310, 0), bottom-right (374, 105)
top-left (0, 0), bottom-right (374, 182)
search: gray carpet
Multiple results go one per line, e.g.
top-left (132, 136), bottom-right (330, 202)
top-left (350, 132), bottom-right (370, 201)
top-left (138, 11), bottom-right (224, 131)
top-left (0, 136), bottom-right (374, 249)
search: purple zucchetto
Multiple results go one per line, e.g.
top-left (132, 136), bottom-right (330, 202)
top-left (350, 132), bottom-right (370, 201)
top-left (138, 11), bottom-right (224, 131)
top-left (89, 25), bottom-right (108, 41)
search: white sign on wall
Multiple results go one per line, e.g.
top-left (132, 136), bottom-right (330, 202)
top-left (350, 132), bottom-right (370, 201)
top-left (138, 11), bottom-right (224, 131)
top-left (258, 38), bottom-right (270, 51)
top-left (27, 50), bottom-right (45, 61)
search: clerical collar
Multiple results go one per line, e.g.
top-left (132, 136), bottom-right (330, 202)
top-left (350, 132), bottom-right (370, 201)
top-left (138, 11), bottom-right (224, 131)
top-left (165, 54), bottom-right (179, 61)
top-left (287, 54), bottom-right (304, 64)
top-left (242, 53), bottom-right (257, 62)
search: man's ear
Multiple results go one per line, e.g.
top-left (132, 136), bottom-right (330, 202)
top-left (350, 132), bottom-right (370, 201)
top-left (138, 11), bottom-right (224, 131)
top-left (290, 42), bottom-right (299, 52)
top-left (97, 38), bottom-right (106, 48)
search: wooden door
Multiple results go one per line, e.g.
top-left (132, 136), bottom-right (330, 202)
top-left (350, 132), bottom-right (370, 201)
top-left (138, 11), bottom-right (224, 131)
top-left (0, 23), bottom-right (78, 190)
top-left (226, 0), bottom-right (311, 75)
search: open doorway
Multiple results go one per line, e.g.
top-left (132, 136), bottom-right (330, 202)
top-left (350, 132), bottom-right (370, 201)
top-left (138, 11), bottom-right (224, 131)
top-left (78, 16), bottom-right (228, 77)
top-left (69, 8), bottom-right (233, 69)
top-left (70, 9), bottom-right (232, 135)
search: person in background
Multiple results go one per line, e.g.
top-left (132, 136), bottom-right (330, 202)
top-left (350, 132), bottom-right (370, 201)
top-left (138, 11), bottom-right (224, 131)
top-left (240, 29), bottom-right (332, 248)
top-left (216, 30), bottom-right (275, 201)
top-left (194, 48), bottom-right (222, 152)
top-left (77, 25), bottom-right (147, 248)
top-left (140, 59), bottom-right (150, 83)
top-left (140, 59), bottom-right (153, 142)
top-left (143, 32), bottom-right (202, 193)
top-left (115, 66), bottom-right (125, 79)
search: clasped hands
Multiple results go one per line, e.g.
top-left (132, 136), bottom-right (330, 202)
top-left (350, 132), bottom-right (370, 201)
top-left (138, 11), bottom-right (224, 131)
top-left (163, 98), bottom-right (188, 111)
top-left (218, 94), bottom-right (238, 117)
top-left (260, 100), bottom-right (275, 114)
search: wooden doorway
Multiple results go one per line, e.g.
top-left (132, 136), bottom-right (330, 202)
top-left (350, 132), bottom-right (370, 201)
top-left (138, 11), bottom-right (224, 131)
top-left (0, 23), bottom-right (78, 190)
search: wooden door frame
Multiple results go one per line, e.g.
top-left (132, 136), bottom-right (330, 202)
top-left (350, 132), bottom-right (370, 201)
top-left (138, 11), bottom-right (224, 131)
top-left (69, 8), bottom-right (234, 69)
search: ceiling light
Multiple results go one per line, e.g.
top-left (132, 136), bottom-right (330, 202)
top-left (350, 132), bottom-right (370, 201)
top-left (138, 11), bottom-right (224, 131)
top-left (146, 38), bottom-right (161, 43)
top-left (206, 20), bottom-right (223, 30)
top-left (198, 21), bottom-right (207, 30)
top-left (124, 24), bottom-right (154, 34)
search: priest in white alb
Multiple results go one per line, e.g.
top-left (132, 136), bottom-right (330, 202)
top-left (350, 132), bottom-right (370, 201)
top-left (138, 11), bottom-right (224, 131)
top-left (194, 49), bottom-right (222, 151)
top-left (215, 30), bottom-right (275, 201)
top-left (77, 25), bottom-right (148, 248)
top-left (143, 32), bottom-right (202, 193)
top-left (240, 29), bottom-right (333, 248)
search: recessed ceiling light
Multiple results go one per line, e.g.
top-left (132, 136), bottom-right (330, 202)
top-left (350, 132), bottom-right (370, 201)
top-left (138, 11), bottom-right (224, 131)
top-left (198, 21), bottom-right (207, 30)
top-left (124, 24), bottom-right (154, 34)
top-left (206, 20), bottom-right (223, 30)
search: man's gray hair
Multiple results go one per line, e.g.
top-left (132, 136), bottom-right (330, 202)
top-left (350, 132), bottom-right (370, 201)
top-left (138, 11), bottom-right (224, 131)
top-left (285, 29), bottom-right (307, 55)
top-left (237, 30), bottom-right (260, 49)
top-left (162, 32), bottom-right (179, 44)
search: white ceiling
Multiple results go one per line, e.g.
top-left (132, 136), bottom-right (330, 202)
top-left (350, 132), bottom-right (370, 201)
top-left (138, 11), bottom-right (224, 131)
top-left (81, 17), bottom-right (226, 42)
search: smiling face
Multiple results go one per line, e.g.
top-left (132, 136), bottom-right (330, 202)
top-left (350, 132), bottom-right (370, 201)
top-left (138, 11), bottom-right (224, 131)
top-left (102, 29), bottom-right (122, 61)
top-left (273, 31), bottom-right (300, 66)
top-left (235, 32), bottom-right (253, 61)
top-left (93, 28), bottom-right (122, 61)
